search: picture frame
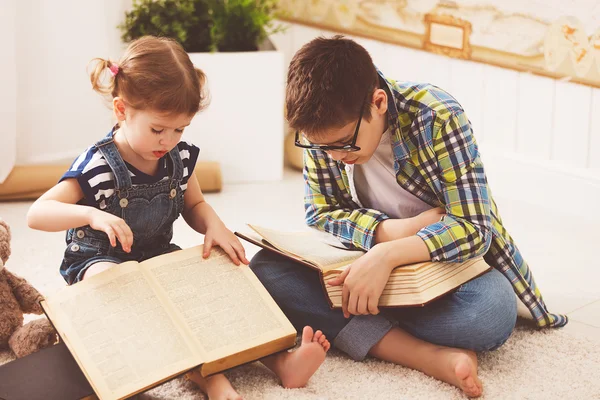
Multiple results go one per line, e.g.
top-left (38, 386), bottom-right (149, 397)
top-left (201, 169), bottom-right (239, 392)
top-left (423, 13), bottom-right (472, 59)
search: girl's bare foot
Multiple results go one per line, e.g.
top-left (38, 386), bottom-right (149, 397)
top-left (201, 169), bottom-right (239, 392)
top-left (431, 348), bottom-right (483, 397)
top-left (186, 370), bottom-right (242, 400)
top-left (262, 326), bottom-right (331, 389)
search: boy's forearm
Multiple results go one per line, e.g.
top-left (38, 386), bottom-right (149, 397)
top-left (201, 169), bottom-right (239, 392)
top-left (374, 218), bottom-right (421, 244)
top-left (27, 200), bottom-right (93, 232)
top-left (375, 209), bottom-right (445, 244)
top-left (380, 235), bottom-right (431, 267)
top-left (183, 201), bottom-right (224, 234)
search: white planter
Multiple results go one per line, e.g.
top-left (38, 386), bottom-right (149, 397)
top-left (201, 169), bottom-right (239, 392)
top-left (186, 51), bottom-right (285, 183)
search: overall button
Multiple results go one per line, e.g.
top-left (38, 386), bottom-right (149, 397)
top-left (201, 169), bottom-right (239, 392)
top-left (170, 188), bottom-right (176, 198)
top-left (76, 230), bottom-right (85, 239)
top-left (120, 198), bottom-right (129, 208)
top-left (71, 244), bottom-right (80, 252)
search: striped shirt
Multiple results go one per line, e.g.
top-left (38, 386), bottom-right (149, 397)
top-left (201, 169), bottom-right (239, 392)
top-left (61, 141), bottom-right (199, 210)
top-left (303, 71), bottom-right (567, 329)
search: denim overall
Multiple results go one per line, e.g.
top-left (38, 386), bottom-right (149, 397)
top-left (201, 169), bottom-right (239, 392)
top-left (60, 133), bottom-right (185, 284)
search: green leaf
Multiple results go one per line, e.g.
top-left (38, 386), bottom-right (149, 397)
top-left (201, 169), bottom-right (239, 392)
top-left (118, 0), bottom-right (286, 52)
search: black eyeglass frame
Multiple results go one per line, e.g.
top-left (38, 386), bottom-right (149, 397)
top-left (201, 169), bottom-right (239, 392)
top-left (294, 99), bottom-right (366, 152)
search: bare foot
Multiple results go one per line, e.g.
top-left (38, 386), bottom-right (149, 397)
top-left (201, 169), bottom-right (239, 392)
top-left (432, 348), bottom-right (483, 397)
top-left (186, 370), bottom-right (242, 400)
top-left (262, 326), bottom-right (330, 389)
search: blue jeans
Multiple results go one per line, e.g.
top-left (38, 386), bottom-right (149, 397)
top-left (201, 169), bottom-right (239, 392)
top-left (250, 250), bottom-right (517, 361)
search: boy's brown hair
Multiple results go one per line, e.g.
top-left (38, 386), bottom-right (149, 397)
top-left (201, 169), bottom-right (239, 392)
top-left (286, 35), bottom-right (379, 138)
top-left (89, 36), bottom-right (208, 115)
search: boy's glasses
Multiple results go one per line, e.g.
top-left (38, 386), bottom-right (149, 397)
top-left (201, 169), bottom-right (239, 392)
top-left (294, 100), bottom-right (365, 152)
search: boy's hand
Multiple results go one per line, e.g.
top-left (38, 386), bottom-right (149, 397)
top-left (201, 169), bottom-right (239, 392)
top-left (327, 243), bottom-right (395, 318)
top-left (416, 207), bottom-right (445, 225)
top-left (203, 223), bottom-right (249, 266)
top-left (87, 209), bottom-right (133, 252)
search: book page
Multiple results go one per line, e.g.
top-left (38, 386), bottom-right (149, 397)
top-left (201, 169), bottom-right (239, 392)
top-left (248, 224), bottom-right (364, 271)
top-left (141, 246), bottom-right (296, 363)
top-left (43, 262), bottom-right (202, 400)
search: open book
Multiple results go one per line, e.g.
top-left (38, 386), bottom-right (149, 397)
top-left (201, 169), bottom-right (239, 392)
top-left (40, 246), bottom-right (296, 400)
top-left (236, 224), bottom-right (492, 308)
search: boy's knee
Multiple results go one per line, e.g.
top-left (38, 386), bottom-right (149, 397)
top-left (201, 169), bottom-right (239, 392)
top-left (249, 250), bottom-right (294, 278)
top-left (453, 270), bottom-right (517, 351)
top-left (472, 276), bottom-right (517, 351)
top-left (249, 250), bottom-right (303, 293)
top-left (249, 250), bottom-right (276, 277)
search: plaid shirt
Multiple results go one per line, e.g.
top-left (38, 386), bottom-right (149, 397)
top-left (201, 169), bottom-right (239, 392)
top-left (303, 72), bottom-right (567, 328)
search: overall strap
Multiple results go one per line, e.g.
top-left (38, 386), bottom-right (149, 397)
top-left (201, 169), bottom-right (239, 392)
top-left (168, 145), bottom-right (184, 183)
top-left (95, 131), bottom-right (133, 193)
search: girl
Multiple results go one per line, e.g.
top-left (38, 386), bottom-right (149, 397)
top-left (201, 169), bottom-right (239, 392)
top-left (27, 36), bottom-right (329, 400)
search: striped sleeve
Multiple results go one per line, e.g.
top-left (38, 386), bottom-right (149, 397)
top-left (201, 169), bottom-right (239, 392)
top-left (177, 141), bottom-right (200, 191)
top-left (60, 146), bottom-right (116, 209)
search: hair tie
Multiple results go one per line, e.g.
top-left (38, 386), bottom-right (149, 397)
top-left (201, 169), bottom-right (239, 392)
top-left (109, 63), bottom-right (120, 77)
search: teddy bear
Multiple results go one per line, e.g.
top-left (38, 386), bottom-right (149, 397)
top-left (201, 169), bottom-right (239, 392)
top-left (0, 218), bottom-right (58, 358)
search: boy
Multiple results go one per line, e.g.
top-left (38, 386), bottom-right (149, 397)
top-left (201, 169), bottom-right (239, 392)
top-left (250, 36), bottom-right (567, 397)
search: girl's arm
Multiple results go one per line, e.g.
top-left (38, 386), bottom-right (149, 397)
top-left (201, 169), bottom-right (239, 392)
top-left (181, 171), bottom-right (223, 235)
top-left (27, 179), bottom-right (92, 231)
top-left (27, 179), bottom-right (133, 252)
top-left (183, 170), bottom-right (248, 265)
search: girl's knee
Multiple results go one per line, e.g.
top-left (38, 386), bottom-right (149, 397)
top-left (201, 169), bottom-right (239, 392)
top-left (82, 262), bottom-right (117, 280)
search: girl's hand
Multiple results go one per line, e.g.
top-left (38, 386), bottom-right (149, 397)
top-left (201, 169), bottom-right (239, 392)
top-left (203, 223), bottom-right (249, 266)
top-left (87, 208), bottom-right (133, 252)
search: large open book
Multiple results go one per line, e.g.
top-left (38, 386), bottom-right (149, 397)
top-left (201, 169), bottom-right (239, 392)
top-left (236, 224), bottom-right (492, 308)
top-left (40, 246), bottom-right (297, 400)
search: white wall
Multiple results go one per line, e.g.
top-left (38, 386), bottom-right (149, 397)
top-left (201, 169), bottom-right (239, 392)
top-left (0, 0), bottom-right (17, 183)
top-left (14, 0), bottom-right (128, 166)
top-left (187, 52), bottom-right (285, 183)
top-left (270, 22), bottom-right (600, 214)
top-left (4, 0), bottom-right (284, 184)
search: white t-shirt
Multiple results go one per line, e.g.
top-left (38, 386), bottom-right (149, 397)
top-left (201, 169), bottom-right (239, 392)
top-left (349, 128), bottom-right (432, 219)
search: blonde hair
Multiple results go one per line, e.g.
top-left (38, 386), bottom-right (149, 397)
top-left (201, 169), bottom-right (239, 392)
top-left (89, 36), bottom-right (208, 115)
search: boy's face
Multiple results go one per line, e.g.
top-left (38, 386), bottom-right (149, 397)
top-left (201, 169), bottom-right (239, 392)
top-left (306, 88), bottom-right (389, 165)
top-left (114, 98), bottom-right (193, 161)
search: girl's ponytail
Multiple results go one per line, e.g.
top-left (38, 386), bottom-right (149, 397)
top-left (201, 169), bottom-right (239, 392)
top-left (88, 58), bottom-right (118, 97)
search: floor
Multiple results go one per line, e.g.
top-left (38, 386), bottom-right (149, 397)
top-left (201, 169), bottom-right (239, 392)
top-left (0, 167), bottom-right (598, 343)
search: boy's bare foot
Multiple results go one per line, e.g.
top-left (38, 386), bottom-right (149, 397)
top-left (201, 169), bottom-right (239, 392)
top-left (431, 348), bottom-right (483, 397)
top-left (186, 370), bottom-right (242, 400)
top-left (262, 326), bottom-right (331, 389)
top-left (369, 327), bottom-right (483, 397)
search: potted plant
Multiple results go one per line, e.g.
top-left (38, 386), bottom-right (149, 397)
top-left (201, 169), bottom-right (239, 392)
top-left (120, 0), bottom-right (286, 183)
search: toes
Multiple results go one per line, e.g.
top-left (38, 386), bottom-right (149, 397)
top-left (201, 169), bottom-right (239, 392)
top-left (312, 330), bottom-right (323, 342)
top-left (317, 334), bottom-right (327, 345)
top-left (301, 326), bottom-right (314, 344)
top-left (324, 341), bottom-right (331, 352)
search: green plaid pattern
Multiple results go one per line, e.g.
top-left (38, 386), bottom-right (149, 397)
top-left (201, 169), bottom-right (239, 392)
top-left (303, 72), bottom-right (567, 328)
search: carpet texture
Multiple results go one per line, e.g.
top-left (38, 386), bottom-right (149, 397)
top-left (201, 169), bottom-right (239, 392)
top-left (1, 321), bottom-right (598, 399)
top-left (0, 202), bottom-right (598, 399)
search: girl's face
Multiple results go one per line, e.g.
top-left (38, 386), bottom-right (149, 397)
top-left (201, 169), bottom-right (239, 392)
top-left (113, 98), bottom-right (194, 162)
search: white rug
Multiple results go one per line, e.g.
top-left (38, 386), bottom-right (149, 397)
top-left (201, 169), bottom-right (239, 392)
top-left (2, 322), bottom-right (599, 399)
top-left (1, 201), bottom-right (599, 399)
